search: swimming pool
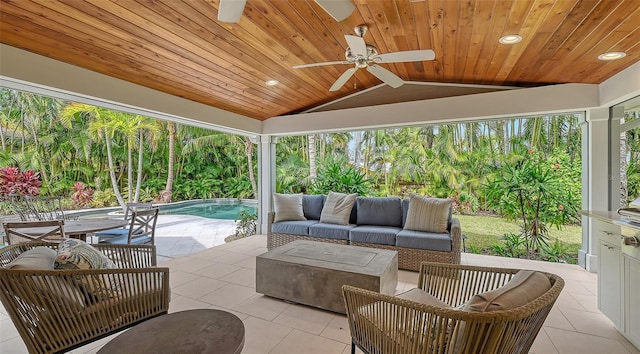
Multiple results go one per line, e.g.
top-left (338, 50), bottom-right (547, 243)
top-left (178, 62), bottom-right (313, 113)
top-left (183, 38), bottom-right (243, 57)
top-left (158, 200), bottom-right (257, 220)
top-left (72, 199), bottom-right (258, 221)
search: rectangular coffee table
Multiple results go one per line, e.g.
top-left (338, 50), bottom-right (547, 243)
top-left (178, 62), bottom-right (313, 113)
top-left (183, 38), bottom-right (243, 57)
top-left (256, 240), bottom-right (398, 314)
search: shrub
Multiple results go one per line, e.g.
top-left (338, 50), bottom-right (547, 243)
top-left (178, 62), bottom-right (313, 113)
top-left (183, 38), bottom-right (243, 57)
top-left (0, 167), bottom-right (41, 196)
top-left (310, 158), bottom-right (372, 196)
top-left (235, 210), bottom-right (257, 237)
top-left (483, 150), bottom-right (579, 258)
top-left (70, 182), bottom-right (94, 208)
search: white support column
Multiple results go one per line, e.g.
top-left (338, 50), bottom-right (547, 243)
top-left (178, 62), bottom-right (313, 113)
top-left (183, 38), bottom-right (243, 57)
top-left (257, 135), bottom-right (277, 234)
top-left (610, 106), bottom-right (625, 209)
top-left (581, 107), bottom-right (610, 272)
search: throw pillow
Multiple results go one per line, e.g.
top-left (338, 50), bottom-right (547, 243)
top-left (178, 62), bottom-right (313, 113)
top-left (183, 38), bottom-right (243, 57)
top-left (5, 247), bottom-right (57, 270)
top-left (463, 270), bottom-right (552, 312)
top-left (319, 191), bottom-right (357, 225)
top-left (403, 194), bottom-right (452, 233)
top-left (55, 238), bottom-right (117, 270)
top-left (273, 193), bottom-right (306, 222)
top-left (54, 239), bottom-right (120, 301)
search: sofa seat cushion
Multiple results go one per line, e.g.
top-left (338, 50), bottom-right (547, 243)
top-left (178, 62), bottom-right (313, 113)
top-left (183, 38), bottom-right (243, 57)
top-left (272, 220), bottom-right (319, 236)
top-left (396, 229), bottom-right (452, 252)
top-left (356, 197), bottom-right (402, 227)
top-left (309, 223), bottom-right (356, 240)
top-left (349, 226), bottom-right (401, 246)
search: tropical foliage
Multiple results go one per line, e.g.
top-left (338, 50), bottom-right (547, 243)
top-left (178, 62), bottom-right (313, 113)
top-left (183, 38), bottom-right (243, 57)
top-left (0, 89), bottom-right (257, 206)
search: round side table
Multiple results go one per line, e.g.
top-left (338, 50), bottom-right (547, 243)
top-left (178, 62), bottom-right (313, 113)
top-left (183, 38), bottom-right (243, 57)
top-left (98, 309), bottom-right (244, 354)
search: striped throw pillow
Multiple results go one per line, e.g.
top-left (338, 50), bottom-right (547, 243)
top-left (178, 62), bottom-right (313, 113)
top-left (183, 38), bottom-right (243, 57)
top-left (319, 191), bottom-right (357, 225)
top-left (403, 194), bottom-right (451, 233)
top-left (274, 193), bottom-right (306, 222)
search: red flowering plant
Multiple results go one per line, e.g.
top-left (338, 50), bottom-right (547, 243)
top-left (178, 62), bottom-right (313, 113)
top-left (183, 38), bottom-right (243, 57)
top-left (0, 167), bottom-right (41, 196)
top-left (70, 182), bottom-right (94, 208)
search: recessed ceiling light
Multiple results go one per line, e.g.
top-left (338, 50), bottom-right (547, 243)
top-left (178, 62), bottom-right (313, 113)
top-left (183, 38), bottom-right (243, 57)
top-left (265, 79), bottom-right (279, 86)
top-left (499, 34), bottom-right (522, 45)
top-left (598, 52), bottom-right (626, 61)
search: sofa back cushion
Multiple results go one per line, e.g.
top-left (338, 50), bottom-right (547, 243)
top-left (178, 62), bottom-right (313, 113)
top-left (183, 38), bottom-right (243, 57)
top-left (302, 194), bottom-right (325, 220)
top-left (356, 197), bottom-right (402, 227)
top-left (403, 194), bottom-right (452, 233)
top-left (273, 193), bottom-right (306, 222)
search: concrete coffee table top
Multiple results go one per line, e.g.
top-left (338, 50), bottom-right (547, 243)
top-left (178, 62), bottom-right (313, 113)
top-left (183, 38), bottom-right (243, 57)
top-left (256, 240), bottom-right (398, 313)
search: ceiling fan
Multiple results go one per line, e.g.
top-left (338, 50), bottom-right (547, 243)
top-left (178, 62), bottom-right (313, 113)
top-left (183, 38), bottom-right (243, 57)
top-left (218, 0), bottom-right (355, 23)
top-left (293, 25), bottom-right (436, 91)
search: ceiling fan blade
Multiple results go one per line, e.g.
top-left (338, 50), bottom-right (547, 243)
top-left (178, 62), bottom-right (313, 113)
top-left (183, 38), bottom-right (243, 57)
top-left (345, 35), bottom-right (367, 57)
top-left (218, 0), bottom-right (247, 23)
top-left (330, 67), bottom-right (358, 91)
top-left (374, 49), bottom-right (436, 63)
top-left (366, 64), bottom-right (404, 88)
top-left (293, 61), bottom-right (350, 69)
top-left (314, 0), bottom-right (355, 21)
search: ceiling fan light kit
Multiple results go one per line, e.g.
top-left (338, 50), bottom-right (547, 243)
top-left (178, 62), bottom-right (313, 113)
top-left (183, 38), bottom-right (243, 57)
top-left (294, 25), bottom-right (436, 91)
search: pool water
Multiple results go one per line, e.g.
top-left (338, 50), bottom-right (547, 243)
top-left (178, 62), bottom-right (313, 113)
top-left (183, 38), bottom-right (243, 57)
top-left (159, 202), bottom-right (257, 220)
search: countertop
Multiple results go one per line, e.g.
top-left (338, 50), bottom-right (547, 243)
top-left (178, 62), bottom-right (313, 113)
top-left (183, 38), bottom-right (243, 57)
top-left (580, 210), bottom-right (622, 223)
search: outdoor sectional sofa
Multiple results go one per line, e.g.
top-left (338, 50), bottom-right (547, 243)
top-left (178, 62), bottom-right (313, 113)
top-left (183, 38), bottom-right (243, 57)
top-left (267, 194), bottom-right (461, 271)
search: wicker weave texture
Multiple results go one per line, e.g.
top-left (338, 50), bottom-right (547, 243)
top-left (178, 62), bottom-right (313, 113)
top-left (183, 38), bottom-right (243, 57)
top-left (0, 242), bottom-right (170, 354)
top-left (267, 212), bottom-right (462, 271)
top-left (342, 262), bottom-right (564, 354)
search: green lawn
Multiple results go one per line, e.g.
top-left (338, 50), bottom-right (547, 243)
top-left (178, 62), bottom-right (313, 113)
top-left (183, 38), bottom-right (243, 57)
top-left (456, 214), bottom-right (582, 256)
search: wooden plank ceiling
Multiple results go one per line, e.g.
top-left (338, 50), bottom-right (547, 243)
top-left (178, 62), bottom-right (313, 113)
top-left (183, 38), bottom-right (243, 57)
top-left (1, 0), bottom-right (639, 121)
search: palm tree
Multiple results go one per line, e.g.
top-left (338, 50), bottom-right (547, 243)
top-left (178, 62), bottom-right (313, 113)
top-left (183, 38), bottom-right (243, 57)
top-left (61, 104), bottom-right (127, 208)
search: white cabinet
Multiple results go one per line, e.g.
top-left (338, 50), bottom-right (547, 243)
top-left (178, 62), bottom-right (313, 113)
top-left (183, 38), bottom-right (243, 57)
top-left (625, 254), bottom-right (640, 346)
top-left (599, 239), bottom-right (622, 330)
top-left (595, 218), bottom-right (640, 350)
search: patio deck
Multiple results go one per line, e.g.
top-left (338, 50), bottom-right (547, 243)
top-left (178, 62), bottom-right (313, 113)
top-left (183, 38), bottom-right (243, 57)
top-left (1, 215), bottom-right (639, 353)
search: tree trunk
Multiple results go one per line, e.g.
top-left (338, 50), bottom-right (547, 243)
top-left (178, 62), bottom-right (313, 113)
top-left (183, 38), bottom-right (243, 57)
top-left (245, 136), bottom-right (257, 198)
top-left (134, 129), bottom-right (144, 202)
top-left (163, 122), bottom-right (177, 203)
top-left (127, 140), bottom-right (133, 203)
top-left (105, 129), bottom-right (126, 208)
top-left (308, 134), bottom-right (317, 181)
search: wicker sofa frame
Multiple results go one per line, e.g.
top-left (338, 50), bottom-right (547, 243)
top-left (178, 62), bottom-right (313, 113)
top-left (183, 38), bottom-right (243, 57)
top-left (0, 242), bottom-right (170, 354)
top-left (342, 262), bottom-right (565, 354)
top-left (267, 212), bottom-right (462, 271)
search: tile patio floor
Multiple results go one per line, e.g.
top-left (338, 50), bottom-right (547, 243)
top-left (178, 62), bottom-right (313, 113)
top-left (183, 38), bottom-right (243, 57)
top-left (1, 215), bottom-right (639, 353)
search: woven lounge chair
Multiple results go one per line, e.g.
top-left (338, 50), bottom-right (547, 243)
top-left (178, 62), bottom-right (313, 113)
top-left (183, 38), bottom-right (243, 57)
top-left (342, 262), bottom-right (564, 354)
top-left (0, 242), bottom-right (170, 354)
